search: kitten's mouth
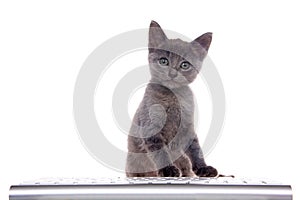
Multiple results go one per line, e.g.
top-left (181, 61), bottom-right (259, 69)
top-left (150, 78), bottom-right (183, 89)
top-left (164, 79), bottom-right (176, 83)
top-left (162, 79), bottom-right (183, 89)
top-left (166, 78), bottom-right (183, 84)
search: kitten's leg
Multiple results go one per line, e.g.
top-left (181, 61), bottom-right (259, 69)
top-left (126, 152), bottom-right (158, 177)
top-left (173, 153), bottom-right (195, 177)
top-left (145, 135), bottom-right (180, 177)
top-left (185, 137), bottom-right (218, 177)
top-left (126, 172), bottom-right (158, 177)
top-left (126, 136), bottom-right (158, 177)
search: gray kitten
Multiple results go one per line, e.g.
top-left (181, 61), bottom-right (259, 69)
top-left (126, 21), bottom-right (218, 177)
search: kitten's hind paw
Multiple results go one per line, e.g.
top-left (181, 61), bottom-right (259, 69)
top-left (195, 166), bottom-right (218, 177)
top-left (159, 165), bottom-right (180, 177)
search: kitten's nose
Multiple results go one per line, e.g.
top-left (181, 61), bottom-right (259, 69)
top-left (168, 68), bottom-right (178, 78)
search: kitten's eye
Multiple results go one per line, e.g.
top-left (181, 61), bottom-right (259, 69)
top-left (158, 57), bottom-right (169, 66)
top-left (180, 61), bottom-right (191, 70)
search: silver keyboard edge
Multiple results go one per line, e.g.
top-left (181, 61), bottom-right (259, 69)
top-left (9, 184), bottom-right (293, 200)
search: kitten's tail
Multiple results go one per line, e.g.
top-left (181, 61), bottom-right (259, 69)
top-left (217, 174), bottom-right (235, 178)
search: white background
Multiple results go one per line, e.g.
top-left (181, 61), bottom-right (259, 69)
top-left (1, 0), bottom-right (299, 199)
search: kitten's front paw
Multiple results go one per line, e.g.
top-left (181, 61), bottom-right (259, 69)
top-left (159, 165), bottom-right (180, 177)
top-left (195, 166), bottom-right (218, 177)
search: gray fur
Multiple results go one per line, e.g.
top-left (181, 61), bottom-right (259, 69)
top-left (126, 21), bottom-right (217, 177)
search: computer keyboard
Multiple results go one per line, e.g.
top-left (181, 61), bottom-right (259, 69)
top-left (10, 177), bottom-right (293, 200)
top-left (18, 176), bottom-right (282, 185)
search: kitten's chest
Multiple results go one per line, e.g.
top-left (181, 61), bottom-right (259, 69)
top-left (172, 87), bottom-right (194, 118)
top-left (159, 87), bottom-right (194, 144)
top-left (163, 87), bottom-right (194, 129)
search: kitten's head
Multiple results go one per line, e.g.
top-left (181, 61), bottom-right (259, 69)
top-left (148, 20), bottom-right (212, 89)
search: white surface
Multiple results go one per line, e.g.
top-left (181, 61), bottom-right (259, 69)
top-left (0, 1), bottom-right (299, 200)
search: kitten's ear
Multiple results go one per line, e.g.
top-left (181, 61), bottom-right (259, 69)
top-left (149, 20), bottom-right (168, 49)
top-left (193, 32), bottom-right (212, 52)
